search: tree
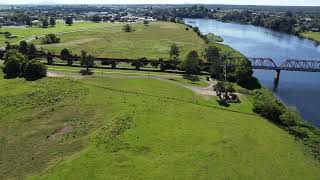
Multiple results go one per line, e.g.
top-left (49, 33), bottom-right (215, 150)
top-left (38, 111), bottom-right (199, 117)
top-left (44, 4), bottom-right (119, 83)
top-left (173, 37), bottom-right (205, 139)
top-left (60, 48), bottom-right (71, 60)
top-left (19, 41), bottom-right (28, 54)
top-left (49, 17), bottom-right (56, 27)
top-left (204, 45), bottom-right (220, 62)
top-left (169, 43), bottom-right (180, 61)
top-left (41, 34), bottom-right (60, 44)
top-left (91, 15), bottom-right (102, 23)
top-left (42, 18), bottom-right (49, 28)
top-left (25, 16), bottom-right (32, 27)
top-left (47, 52), bottom-right (54, 65)
top-left (29, 43), bottom-right (37, 55)
top-left (214, 81), bottom-right (238, 103)
top-left (143, 20), bottom-right (150, 25)
top-left (24, 59), bottom-right (47, 80)
top-left (2, 50), bottom-right (27, 78)
top-left (80, 50), bottom-right (94, 72)
top-left (122, 24), bottom-right (132, 32)
top-left (181, 50), bottom-right (201, 76)
top-left (65, 17), bottom-right (73, 26)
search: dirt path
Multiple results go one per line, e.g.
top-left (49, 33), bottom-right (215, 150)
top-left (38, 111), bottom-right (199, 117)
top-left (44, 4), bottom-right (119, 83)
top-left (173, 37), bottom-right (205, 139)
top-left (47, 70), bottom-right (217, 97)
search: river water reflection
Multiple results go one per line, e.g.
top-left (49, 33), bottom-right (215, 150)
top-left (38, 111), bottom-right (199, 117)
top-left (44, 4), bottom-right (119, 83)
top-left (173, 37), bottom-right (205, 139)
top-left (185, 18), bottom-right (320, 126)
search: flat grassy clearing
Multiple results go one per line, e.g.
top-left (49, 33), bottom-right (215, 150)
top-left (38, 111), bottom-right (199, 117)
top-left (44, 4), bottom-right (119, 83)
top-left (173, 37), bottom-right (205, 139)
top-left (0, 21), bottom-right (117, 47)
top-left (300, 31), bottom-right (320, 43)
top-left (0, 70), bottom-right (319, 179)
top-left (32, 21), bottom-right (206, 59)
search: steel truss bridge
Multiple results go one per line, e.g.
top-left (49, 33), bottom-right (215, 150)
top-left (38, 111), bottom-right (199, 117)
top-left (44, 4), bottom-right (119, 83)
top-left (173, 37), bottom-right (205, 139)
top-left (225, 57), bottom-right (320, 90)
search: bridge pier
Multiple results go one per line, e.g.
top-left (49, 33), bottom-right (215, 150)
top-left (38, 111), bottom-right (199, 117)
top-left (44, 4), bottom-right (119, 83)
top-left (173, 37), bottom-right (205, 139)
top-left (273, 69), bottom-right (281, 91)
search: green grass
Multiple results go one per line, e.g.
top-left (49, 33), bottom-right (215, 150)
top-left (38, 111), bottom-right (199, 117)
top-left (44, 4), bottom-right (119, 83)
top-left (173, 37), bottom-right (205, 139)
top-left (32, 21), bottom-right (206, 59)
top-left (0, 21), bottom-right (117, 47)
top-left (300, 31), bottom-right (320, 43)
top-left (0, 70), bottom-right (319, 179)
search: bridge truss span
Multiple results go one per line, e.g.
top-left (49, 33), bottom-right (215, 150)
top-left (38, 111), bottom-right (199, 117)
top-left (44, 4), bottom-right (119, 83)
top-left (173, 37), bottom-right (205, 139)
top-left (280, 59), bottom-right (320, 72)
top-left (246, 57), bottom-right (278, 70)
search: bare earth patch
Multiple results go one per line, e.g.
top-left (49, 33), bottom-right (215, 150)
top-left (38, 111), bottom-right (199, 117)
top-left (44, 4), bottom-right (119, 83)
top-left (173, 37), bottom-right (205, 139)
top-left (48, 123), bottom-right (73, 140)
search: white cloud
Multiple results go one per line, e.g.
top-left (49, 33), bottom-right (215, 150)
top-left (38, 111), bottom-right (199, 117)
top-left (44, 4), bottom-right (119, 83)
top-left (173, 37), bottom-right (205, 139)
top-left (1, 0), bottom-right (320, 6)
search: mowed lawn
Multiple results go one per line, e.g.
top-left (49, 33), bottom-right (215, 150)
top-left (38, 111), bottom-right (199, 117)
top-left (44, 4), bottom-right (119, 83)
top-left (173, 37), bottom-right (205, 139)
top-left (0, 21), bottom-right (117, 47)
top-left (0, 72), bottom-right (319, 179)
top-left (33, 21), bottom-right (207, 59)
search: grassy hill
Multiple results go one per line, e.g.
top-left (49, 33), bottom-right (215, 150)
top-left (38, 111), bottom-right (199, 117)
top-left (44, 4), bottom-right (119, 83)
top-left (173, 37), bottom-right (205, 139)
top-left (0, 71), bottom-right (319, 179)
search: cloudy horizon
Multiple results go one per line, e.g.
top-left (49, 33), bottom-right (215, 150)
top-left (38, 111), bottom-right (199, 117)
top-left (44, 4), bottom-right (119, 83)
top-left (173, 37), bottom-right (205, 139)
top-left (1, 0), bottom-right (320, 6)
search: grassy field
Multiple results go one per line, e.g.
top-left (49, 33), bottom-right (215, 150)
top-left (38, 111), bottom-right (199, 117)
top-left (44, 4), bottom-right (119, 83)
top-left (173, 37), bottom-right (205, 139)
top-left (0, 21), bottom-right (117, 47)
top-left (32, 21), bottom-right (206, 59)
top-left (0, 70), bottom-right (319, 179)
top-left (300, 31), bottom-right (320, 43)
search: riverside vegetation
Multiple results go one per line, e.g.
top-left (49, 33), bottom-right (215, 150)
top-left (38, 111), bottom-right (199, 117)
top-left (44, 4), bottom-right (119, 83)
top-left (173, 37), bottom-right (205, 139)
top-left (0, 20), bottom-right (320, 179)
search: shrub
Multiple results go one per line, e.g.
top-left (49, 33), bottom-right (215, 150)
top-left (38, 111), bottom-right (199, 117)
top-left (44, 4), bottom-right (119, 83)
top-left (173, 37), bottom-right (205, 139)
top-left (2, 50), bottom-right (27, 78)
top-left (252, 89), bottom-right (285, 123)
top-left (41, 34), bottom-right (60, 44)
top-left (122, 24), bottom-right (132, 32)
top-left (3, 58), bottom-right (24, 78)
top-left (23, 60), bottom-right (47, 80)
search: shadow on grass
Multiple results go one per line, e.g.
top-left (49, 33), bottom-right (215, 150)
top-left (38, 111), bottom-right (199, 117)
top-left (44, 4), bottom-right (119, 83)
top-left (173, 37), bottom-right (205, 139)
top-left (216, 99), bottom-right (230, 107)
top-left (80, 69), bottom-right (94, 76)
top-left (183, 74), bottom-right (200, 82)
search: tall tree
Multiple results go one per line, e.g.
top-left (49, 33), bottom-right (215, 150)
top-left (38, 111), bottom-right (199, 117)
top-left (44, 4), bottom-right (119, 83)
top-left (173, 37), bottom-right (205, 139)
top-left (65, 17), bottom-right (73, 26)
top-left (169, 43), bottom-right (180, 61)
top-left (42, 18), bottom-right (49, 28)
top-left (91, 15), bottom-right (102, 23)
top-left (80, 50), bottom-right (94, 71)
top-left (181, 50), bottom-right (201, 76)
top-left (49, 17), bottom-right (56, 27)
top-left (25, 16), bottom-right (32, 27)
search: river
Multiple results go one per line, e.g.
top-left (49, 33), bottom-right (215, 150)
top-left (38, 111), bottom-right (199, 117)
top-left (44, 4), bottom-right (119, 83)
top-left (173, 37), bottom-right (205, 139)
top-left (185, 18), bottom-right (320, 126)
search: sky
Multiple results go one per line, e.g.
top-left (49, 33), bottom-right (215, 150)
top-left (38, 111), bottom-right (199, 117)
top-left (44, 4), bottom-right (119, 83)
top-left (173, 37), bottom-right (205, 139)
top-left (1, 0), bottom-right (320, 6)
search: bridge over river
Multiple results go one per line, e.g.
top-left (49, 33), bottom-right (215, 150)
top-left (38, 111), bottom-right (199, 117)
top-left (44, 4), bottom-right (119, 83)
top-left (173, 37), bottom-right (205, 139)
top-left (226, 57), bottom-right (320, 90)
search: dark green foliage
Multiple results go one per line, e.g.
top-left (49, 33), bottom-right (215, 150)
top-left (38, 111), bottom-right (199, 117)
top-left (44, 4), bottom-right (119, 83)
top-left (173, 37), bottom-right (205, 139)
top-left (169, 43), bottom-right (180, 61)
top-left (143, 20), bottom-right (150, 25)
top-left (49, 17), bottom-right (56, 27)
top-left (60, 48), bottom-right (71, 60)
top-left (25, 16), bottom-right (32, 27)
top-left (2, 50), bottom-right (27, 78)
top-left (18, 41), bottom-right (28, 54)
top-left (41, 34), bottom-right (60, 44)
top-left (23, 59), bottom-right (47, 80)
top-left (214, 81), bottom-right (239, 104)
top-left (122, 24), bottom-right (132, 32)
top-left (80, 50), bottom-right (94, 72)
top-left (91, 15), bottom-right (102, 23)
top-left (29, 43), bottom-right (37, 55)
top-left (42, 18), bottom-right (49, 28)
top-left (181, 50), bottom-right (201, 75)
top-left (65, 17), bottom-right (73, 26)
top-left (252, 89), bottom-right (285, 123)
top-left (237, 76), bottom-right (261, 90)
top-left (252, 89), bottom-right (320, 160)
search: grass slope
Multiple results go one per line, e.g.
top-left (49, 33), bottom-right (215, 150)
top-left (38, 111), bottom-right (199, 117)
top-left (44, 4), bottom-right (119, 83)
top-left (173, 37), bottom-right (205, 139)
top-left (0, 72), bottom-right (319, 179)
top-left (300, 31), bottom-right (320, 43)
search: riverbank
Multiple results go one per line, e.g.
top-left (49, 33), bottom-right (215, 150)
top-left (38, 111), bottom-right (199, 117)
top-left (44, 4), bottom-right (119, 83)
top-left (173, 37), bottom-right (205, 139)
top-left (300, 31), bottom-right (320, 44)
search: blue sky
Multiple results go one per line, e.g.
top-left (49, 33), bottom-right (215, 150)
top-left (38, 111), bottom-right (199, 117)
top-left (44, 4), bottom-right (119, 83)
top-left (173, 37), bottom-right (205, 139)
top-left (1, 0), bottom-right (320, 6)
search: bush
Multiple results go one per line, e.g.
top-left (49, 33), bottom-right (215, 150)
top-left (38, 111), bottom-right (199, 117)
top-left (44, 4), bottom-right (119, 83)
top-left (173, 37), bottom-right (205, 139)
top-left (2, 50), bottom-right (27, 78)
top-left (24, 60), bottom-right (47, 80)
top-left (3, 58), bottom-right (24, 78)
top-left (123, 24), bottom-right (133, 32)
top-left (41, 34), bottom-right (60, 44)
top-left (252, 89), bottom-right (285, 123)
